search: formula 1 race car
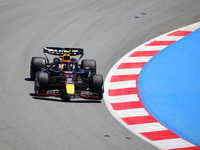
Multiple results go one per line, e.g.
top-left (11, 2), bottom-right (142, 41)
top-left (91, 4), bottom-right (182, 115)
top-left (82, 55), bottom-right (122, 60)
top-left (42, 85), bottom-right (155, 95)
top-left (30, 47), bottom-right (103, 100)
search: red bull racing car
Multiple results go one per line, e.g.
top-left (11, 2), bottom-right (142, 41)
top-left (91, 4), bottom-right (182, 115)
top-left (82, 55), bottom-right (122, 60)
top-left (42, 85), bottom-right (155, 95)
top-left (30, 47), bottom-right (103, 99)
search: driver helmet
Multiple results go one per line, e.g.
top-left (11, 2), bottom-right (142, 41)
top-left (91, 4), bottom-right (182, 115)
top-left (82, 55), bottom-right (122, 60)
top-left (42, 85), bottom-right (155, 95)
top-left (61, 50), bottom-right (71, 62)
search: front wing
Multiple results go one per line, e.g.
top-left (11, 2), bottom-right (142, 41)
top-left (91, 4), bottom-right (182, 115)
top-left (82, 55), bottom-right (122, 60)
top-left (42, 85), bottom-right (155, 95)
top-left (38, 89), bottom-right (102, 99)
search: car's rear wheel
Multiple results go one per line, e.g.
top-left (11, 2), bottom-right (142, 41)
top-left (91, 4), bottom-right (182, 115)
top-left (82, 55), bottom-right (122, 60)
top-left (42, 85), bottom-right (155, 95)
top-left (34, 71), bottom-right (49, 95)
top-left (89, 74), bottom-right (103, 99)
top-left (30, 57), bottom-right (46, 80)
top-left (81, 59), bottom-right (96, 74)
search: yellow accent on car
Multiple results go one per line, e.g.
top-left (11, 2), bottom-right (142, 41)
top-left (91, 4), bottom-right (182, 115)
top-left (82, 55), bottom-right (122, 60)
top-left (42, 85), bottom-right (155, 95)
top-left (61, 63), bottom-right (65, 70)
top-left (65, 83), bottom-right (75, 94)
top-left (46, 64), bottom-right (51, 68)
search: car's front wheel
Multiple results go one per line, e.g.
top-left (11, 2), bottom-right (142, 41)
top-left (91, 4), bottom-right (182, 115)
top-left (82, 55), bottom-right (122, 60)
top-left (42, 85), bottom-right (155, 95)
top-left (34, 71), bottom-right (49, 95)
top-left (89, 74), bottom-right (103, 99)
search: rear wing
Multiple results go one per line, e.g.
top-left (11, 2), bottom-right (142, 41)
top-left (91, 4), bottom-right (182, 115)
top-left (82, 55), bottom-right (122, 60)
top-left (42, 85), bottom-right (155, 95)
top-left (44, 47), bottom-right (84, 56)
top-left (43, 47), bottom-right (84, 63)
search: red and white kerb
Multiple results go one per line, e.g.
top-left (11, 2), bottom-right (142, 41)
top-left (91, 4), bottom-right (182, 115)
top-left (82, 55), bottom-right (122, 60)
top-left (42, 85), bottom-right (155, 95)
top-left (104, 22), bottom-right (200, 150)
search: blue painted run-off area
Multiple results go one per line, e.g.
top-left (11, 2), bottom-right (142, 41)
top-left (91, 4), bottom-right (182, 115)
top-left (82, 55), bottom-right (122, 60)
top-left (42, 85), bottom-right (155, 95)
top-left (138, 28), bottom-right (200, 146)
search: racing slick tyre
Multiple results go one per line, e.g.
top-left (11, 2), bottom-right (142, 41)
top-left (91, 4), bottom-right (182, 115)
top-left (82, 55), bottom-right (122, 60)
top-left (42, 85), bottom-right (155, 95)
top-left (89, 74), bottom-right (103, 99)
top-left (34, 71), bottom-right (49, 96)
top-left (81, 59), bottom-right (96, 74)
top-left (30, 57), bottom-right (46, 80)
